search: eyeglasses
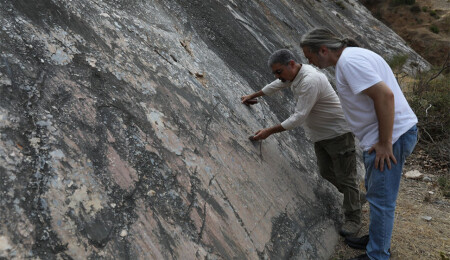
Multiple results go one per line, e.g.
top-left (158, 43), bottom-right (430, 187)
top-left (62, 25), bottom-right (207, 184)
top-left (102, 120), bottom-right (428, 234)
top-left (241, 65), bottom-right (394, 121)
top-left (273, 68), bottom-right (283, 75)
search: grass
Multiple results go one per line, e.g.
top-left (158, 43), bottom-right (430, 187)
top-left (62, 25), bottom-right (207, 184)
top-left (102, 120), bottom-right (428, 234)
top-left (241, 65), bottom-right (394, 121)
top-left (404, 56), bottom-right (450, 196)
top-left (437, 176), bottom-right (450, 197)
top-left (388, 54), bottom-right (409, 71)
top-left (430, 25), bottom-right (440, 34)
top-left (387, 53), bottom-right (450, 195)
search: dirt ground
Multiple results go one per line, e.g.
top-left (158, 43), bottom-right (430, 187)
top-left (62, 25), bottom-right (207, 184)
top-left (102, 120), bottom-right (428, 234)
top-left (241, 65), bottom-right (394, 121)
top-left (331, 150), bottom-right (450, 260)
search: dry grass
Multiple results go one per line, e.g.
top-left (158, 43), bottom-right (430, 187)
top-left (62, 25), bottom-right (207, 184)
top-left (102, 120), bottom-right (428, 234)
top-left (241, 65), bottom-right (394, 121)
top-left (330, 155), bottom-right (450, 260)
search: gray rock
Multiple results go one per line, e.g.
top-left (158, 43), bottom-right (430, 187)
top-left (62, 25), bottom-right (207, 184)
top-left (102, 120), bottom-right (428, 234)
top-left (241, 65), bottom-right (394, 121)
top-left (0, 0), bottom-right (429, 259)
top-left (405, 170), bottom-right (424, 180)
top-left (421, 216), bottom-right (432, 221)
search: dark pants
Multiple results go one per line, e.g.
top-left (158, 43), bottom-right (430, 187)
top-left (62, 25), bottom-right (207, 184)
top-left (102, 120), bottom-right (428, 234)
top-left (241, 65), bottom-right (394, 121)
top-left (314, 132), bottom-right (361, 223)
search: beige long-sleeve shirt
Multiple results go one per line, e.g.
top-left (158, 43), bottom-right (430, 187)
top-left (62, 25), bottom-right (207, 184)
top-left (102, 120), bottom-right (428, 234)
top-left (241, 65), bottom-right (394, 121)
top-left (262, 64), bottom-right (350, 142)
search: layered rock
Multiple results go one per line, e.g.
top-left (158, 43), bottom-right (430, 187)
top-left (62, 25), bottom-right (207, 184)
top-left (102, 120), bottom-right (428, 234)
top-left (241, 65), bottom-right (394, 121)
top-left (0, 0), bottom-right (428, 259)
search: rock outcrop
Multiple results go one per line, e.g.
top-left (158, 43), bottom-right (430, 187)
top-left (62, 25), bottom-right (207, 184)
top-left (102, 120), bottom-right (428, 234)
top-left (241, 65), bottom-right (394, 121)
top-left (0, 0), bottom-right (428, 259)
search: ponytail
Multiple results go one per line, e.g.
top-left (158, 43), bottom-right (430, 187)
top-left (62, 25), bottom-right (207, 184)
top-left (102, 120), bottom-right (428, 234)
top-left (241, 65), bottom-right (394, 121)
top-left (342, 37), bottom-right (360, 47)
top-left (301, 28), bottom-right (359, 53)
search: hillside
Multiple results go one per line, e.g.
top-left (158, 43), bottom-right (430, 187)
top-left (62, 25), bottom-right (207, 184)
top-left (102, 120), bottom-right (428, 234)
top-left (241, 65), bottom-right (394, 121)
top-left (361, 0), bottom-right (450, 66)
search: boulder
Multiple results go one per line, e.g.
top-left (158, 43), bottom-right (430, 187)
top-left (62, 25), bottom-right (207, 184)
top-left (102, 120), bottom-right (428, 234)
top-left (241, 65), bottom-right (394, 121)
top-left (0, 0), bottom-right (428, 259)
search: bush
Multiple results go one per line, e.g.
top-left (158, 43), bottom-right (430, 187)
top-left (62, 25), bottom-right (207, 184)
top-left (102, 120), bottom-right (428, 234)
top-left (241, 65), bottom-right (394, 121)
top-left (388, 54), bottom-right (409, 71)
top-left (437, 176), bottom-right (450, 197)
top-left (429, 10), bottom-right (437, 16)
top-left (430, 25), bottom-right (439, 34)
top-left (422, 6), bottom-right (428, 12)
top-left (406, 59), bottom-right (450, 166)
top-left (406, 55), bottom-right (450, 196)
top-left (410, 5), bottom-right (421, 13)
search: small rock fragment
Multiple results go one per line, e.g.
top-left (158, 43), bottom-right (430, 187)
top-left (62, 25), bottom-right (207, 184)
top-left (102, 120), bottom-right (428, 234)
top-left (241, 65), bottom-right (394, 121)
top-left (29, 137), bottom-right (41, 148)
top-left (404, 170), bottom-right (423, 180)
top-left (0, 236), bottom-right (12, 251)
top-left (421, 216), bottom-right (432, 221)
top-left (148, 190), bottom-right (156, 196)
top-left (120, 229), bottom-right (128, 237)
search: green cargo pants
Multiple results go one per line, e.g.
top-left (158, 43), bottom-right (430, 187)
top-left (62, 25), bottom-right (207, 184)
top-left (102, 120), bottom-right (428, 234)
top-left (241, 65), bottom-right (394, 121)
top-left (314, 132), bottom-right (361, 223)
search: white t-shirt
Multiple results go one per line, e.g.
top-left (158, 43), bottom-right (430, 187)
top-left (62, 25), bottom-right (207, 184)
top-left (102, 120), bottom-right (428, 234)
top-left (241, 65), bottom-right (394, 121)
top-left (335, 47), bottom-right (418, 150)
top-left (262, 64), bottom-right (350, 142)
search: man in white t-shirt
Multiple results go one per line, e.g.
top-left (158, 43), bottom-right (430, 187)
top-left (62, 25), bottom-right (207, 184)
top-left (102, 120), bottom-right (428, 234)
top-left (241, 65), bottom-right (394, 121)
top-left (301, 28), bottom-right (418, 260)
top-left (241, 49), bottom-right (363, 237)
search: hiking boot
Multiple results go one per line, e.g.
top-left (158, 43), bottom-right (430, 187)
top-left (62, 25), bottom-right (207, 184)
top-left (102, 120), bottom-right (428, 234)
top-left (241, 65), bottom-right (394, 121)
top-left (347, 253), bottom-right (370, 260)
top-left (345, 234), bottom-right (369, 249)
top-left (339, 220), bottom-right (361, 237)
top-left (347, 249), bottom-right (391, 259)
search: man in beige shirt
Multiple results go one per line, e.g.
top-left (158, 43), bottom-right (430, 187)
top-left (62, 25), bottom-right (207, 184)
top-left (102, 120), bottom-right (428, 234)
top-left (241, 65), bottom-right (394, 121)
top-left (242, 49), bottom-right (362, 236)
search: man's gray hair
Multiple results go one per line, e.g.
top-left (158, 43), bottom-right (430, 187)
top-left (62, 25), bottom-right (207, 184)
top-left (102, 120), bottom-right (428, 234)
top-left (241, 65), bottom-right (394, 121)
top-left (300, 28), bottom-right (359, 53)
top-left (267, 49), bottom-right (296, 68)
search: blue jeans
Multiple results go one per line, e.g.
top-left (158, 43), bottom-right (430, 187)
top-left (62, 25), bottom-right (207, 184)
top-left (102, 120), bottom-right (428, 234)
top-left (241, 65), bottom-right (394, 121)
top-left (363, 125), bottom-right (418, 260)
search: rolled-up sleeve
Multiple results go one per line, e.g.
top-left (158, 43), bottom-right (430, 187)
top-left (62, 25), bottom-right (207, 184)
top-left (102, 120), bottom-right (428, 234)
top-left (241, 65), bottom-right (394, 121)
top-left (261, 79), bottom-right (291, 95)
top-left (281, 78), bottom-right (319, 130)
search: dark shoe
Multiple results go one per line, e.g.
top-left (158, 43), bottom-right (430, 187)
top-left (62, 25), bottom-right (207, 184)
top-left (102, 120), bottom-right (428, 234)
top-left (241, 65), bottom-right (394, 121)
top-left (347, 253), bottom-right (370, 260)
top-left (345, 234), bottom-right (369, 250)
top-left (339, 220), bottom-right (361, 237)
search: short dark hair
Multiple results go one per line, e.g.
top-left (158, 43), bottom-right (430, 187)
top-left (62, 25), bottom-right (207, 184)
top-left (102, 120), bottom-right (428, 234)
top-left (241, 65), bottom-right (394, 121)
top-left (268, 49), bottom-right (296, 68)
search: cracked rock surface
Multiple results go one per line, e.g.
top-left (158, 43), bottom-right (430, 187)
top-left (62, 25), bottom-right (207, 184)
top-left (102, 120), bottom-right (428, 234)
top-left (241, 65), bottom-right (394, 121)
top-left (0, 0), bottom-right (428, 259)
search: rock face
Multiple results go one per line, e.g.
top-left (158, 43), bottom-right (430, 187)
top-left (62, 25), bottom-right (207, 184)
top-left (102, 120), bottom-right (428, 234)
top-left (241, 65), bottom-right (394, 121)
top-left (0, 0), bottom-right (428, 259)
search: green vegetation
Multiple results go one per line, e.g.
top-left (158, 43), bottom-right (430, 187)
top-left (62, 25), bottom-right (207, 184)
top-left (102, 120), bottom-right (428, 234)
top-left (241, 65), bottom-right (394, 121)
top-left (422, 6), bottom-right (428, 12)
top-left (429, 10), bottom-right (437, 16)
top-left (408, 69), bottom-right (449, 148)
top-left (437, 175), bottom-right (450, 197)
top-left (430, 25), bottom-right (439, 34)
top-left (388, 54), bottom-right (409, 71)
top-left (405, 57), bottom-right (450, 193)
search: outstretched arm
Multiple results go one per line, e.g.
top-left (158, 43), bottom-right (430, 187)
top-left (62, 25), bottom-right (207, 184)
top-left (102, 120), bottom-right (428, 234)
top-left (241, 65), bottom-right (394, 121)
top-left (362, 81), bottom-right (396, 172)
top-left (251, 124), bottom-right (286, 141)
top-left (242, 79), bottom-right (290, 105)
top-left (241, 90), bottom-right (265, 105)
